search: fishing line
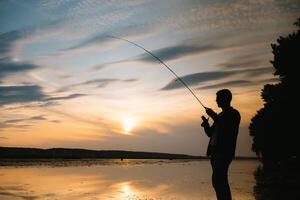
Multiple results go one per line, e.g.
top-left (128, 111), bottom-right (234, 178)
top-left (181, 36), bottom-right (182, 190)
top-left (107, 35), bottom-right (207, 109)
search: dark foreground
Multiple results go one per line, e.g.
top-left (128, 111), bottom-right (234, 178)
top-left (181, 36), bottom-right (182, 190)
top-left (253, 164), bottom-right (299, 200)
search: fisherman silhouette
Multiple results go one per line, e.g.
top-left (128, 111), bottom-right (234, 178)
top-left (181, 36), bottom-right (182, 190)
top-left (201, 89), bottom-right (240, 200)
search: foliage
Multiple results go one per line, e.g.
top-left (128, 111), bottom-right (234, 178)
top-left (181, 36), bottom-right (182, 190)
top-left (249, 18), bottom-right (300, 167)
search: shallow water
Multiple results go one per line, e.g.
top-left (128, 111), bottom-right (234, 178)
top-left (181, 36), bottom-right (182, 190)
top-left (0, 159), bottom-right (259, 200)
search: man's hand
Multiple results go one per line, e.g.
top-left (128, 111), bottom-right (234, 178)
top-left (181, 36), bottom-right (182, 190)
top-left (201, 116), bottom-right (209, 127)
top-left (205, 107), bottom-right (217, 119)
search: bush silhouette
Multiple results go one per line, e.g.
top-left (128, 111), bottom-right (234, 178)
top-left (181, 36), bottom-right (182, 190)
top-left (249, 18), bottom-right (300, 168)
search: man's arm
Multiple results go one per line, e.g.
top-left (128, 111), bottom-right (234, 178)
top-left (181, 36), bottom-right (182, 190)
top-left (201, 116), bottom-right (213, 137)
top-left (205, 108), bottom-right (218, 121)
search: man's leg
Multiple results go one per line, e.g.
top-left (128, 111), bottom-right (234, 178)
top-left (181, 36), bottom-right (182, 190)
top-left (211, 156), bottom-right (232, 200)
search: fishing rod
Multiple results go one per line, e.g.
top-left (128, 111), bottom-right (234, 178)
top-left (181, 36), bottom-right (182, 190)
top-left (107, 35), bottom-right (207, 110)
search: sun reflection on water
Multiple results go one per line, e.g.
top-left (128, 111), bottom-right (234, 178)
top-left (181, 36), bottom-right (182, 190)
top-left (0, 160), bottom-right (258, 200)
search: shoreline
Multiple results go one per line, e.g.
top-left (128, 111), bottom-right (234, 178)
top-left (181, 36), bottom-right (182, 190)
top-left (0, 158), bottom-right (259, 167)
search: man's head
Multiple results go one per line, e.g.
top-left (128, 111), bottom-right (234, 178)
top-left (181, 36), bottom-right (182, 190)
top-left (216, 89), bottom-right (232, 108)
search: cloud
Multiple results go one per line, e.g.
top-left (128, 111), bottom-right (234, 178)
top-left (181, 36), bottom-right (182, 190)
top-left (61, 22), bottom-right (158, 53)
top-left (80, 78), bottom-right (137, 87)
top-left (57, 78), bottom-right (138, 92)
top-left (197, 80), bottom-right (253, 90)
top-left (248, 66), bottom-right (274, 76)
top-left (0, 85), bottom-right (86, 106)
top-left (161, 71), bottom-right (239, 90)
top-left (4, 115), bottom-right (47, 124)
top-left (220, 54), bottom-right (268, 69)
top-left (136, 44), bottom-right (217, 63)
top-left (64, 34), bottom-right (112, 51)
top-left (90, 34), bottom-right (268, 71)
top-left (93, 60), bottom-right (129, 71)
top-left (92, 43), bottom-right (220, 71)
top-left (197, 77), bottom-right (279, 90)
top-left (0, 29), bottom-right (46, 81)
top-left (0, 85), bottom-right (47, 105)
top-left (39, 0), bottom-right (73, 10)
top-left (0, 58), bottom-right (39, 79)
top-left (45, 93), bottom-right (86, 101)
top-left (0, 30), bottom-right (28, 58)
top-left (185, 0), bottom-right (300, 33)
top-left (0, 191), bottom-right (38, 200)
top-left (161, 67), bottom-right (273, 90)
top-left (51, 120), bottom-right (61, 123)
top-left (3, 101), bottom-right (60, 111)
top-left (0, 115), bottom-right (47, 129)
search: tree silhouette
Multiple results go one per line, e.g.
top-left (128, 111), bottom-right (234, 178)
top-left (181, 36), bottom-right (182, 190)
top-left (249, 18), bottom-right (300, 168)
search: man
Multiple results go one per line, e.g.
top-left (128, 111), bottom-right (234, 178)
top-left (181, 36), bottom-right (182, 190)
top-left (201, 89), bottom-right (240, 200)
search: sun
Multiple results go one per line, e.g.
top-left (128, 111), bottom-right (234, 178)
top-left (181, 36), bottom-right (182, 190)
top-left (122, 115), bottom-right (138, 134)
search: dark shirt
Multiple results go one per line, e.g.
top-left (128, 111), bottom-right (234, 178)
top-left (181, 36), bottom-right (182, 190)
top-left (203, 107), bottom-right (240, 159)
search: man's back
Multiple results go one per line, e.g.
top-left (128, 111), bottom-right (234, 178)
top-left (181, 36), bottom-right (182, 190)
top-left (207, 107), bottom-right (240, 158)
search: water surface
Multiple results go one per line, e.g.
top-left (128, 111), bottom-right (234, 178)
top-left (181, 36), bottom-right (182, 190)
top-left (0, 159), bottom-right (259, 200)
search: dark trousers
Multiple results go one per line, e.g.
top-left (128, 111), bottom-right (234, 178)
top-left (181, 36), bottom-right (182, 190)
top-left (210, 153), bottom-right (232, 200)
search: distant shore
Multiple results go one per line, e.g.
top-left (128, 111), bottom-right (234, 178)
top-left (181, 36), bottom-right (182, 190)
top-left (0, 146), bottom-right (257, 160)
top-left (0, 146), bottom-right (204, 159)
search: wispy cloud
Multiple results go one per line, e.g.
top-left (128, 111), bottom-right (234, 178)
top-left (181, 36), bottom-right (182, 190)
top-left (0, 115), bottom-right (47, 129)
top-left (3, 101), bottom-right (60, 111)
top-left (0, 58), bottom-right (39, 79)
top-left (57, 78), bottom-right (138, 92)
top-left (0, 85), bottom-right (86, 106)
top-left (46, 93), bottom-right (86, 101)
top-left (136, 44), bottom-right (217, 63)
top-left (200, 80), bottom-right (253, 90)
top-left (93, 60), bottom-right (126, 71)
top-left (0, 85), bottom-right (47, 105)
top-left (161, 70), bottom-right (238, 90)
top-left (0, 29), bottom-right (42, 81)
top-left (80, 78), bottom-right (137, 87)
top-left (39, 0), bottom-right (73, 10)
top-left (0, 190), bottom-right (39, 200)
top-left (184, 0), bottom-right (300, 33)
top-left (161, 67), bottom-right (273, 90)
top-left (196, 78), bottom-right (278, 90)
top-left (91, 35), bottom-right (269, 72)
top-left (50, 120), bottom-right (61, 123)
top-left (244, 67), bottom-right (273, 77)
top-left (219, 53), bottom-right (269, 69)
top-left (63, 34), bottom-right (113, 51)
top-left (4, 115), bottom-right (47, 124)
top-left (0, 30), bottom-right (29, 58)
top-left (61, 22), bottom-right (161, 54)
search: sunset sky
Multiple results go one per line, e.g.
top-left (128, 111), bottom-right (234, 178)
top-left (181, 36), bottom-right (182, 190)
top-left (1, 0), bottom-right (299, 156)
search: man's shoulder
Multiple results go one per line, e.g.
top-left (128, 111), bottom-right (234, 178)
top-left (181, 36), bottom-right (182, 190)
top-left (231, 107), bottom-right (240, 114)
top-left (230, 107), bottom-right (241, 118)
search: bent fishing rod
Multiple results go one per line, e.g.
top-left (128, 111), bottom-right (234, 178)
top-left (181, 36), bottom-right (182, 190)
top-left (107, 35), bottom-right (207, 110)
